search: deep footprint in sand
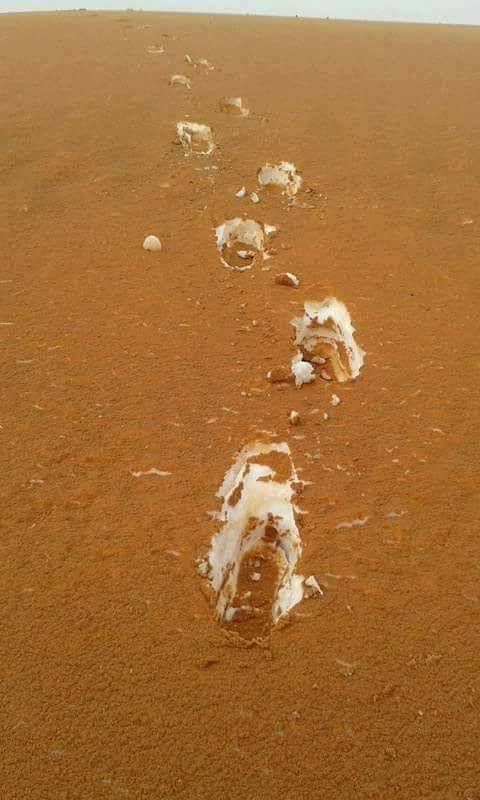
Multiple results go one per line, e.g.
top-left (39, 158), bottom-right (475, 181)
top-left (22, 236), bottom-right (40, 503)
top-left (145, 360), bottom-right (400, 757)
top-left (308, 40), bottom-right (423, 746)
top-left (219, 96), bottom-right (250, 117)
top-left (215, 218), bottom-right (276, 270)
top-left (291, 297), bottom-right (365, 386)
top-left (176, 121), bottom-right (215, 155)
top-left (257, 161), bottom-right (302, 200)
top-left (197, 441), bottom-right (321, 639)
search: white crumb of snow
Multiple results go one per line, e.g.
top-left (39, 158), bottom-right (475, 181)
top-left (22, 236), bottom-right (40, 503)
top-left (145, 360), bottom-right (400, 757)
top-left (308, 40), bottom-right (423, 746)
top-left (335, 517), bottom-right (369, 529)
top-left (291, 352), bottom-right (315, 388)
top-left (131, 468), bottom-right (172, 478)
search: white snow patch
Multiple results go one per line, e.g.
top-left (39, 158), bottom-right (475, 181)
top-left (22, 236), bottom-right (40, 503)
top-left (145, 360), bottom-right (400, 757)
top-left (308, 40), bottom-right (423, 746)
top-left (291, 352), bottom-right (315, 388)
top-left (170, 74), bottom-right (191, 88)
top-left (176, 121), bottom-right (215, 156)
top-left (257, 161), bottom-right (302, 199)
top-left (291, 297), bottom-right (365, 382)
top-left (200, 441), bottom-right (317, 626)
top-left (131, 468), bottom-right (172, 478)
top-left (215, 218), bottom-right (275, 270)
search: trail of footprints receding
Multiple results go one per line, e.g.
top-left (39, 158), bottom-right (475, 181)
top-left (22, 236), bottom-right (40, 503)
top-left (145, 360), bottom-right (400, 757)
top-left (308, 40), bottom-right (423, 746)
top-left (142, 44), bottom-right (366, 640)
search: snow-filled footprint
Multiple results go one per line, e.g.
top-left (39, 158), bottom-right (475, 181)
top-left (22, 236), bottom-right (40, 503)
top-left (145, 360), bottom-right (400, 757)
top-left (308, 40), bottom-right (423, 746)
top-left (291, 297), bottom-right (365, 385)
top-left (176, 121), bottom-right (215, 155)
top-left (215, 218), bottom-right (276, 270)
top-left (197, 441), bottom-right (321, 639)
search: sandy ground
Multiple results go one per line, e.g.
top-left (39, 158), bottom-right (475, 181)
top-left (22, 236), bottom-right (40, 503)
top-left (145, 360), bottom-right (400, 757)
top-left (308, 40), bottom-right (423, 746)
top-left (1, 10), bottom-right (480, 799)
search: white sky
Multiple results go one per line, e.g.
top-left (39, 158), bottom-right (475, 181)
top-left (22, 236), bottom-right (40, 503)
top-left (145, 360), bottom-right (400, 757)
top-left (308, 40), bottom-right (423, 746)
top-left (1, 0), bottom-right (479, 25)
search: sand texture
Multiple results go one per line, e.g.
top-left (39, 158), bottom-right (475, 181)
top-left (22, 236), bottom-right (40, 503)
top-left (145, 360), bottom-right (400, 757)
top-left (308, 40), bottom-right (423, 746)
top-left (1, 10), bottom-right (480, 799)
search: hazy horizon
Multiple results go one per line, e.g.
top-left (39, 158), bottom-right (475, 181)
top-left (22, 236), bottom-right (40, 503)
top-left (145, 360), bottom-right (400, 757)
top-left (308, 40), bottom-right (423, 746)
top-left (1, 1), bottom-right (480, 26)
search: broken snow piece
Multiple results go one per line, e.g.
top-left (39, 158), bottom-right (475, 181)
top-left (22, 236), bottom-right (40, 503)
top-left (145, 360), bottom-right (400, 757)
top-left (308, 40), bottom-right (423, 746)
top-left (219, 96), bottom-right (249, 117)
top-left (142, 234), bottom-right (162, 252)
top-left (235, 186), bottom-right (247, 198)
top-left (275, 272), bottom-right (299, 288)
top-left (170, 74), bottom-right (191, 88)
top-left (263, 223), bottom-right (277, 236)
top-left (289, 410), bottom-right (301, 426)
top-left (176, 121), bottom-right (215, 156)
top-left (330, 393), bottom-right (341, 406)
top-left (257, 161), bottom-right (302, 199)
top-left (304, 575), bottom-right (323, 595)
top-left (291, 297), bottom-right (365, 382)
top-left (267, 367), bottom-right (291, 384)
top-left (291, 352), bottom-right (315, 388)
top-left (250, 192), bottom-right (260, 204)
top-left (215, 218), bottom-right (275, 270)
top-left (199, 441), bottom-right (317, 632)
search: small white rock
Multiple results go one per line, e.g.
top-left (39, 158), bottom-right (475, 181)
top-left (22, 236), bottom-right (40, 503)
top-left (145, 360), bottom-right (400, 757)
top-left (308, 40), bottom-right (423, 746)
top-left (235, 186), bottom-right (247, 198)
top-left (250, 572), bottom-right (261, 582)
top-left (143, 235), bottom-right (162, 252)
top-left (289, 410), bottom-right (300, 426)
top-left (330, 394), bottom-right (341, 406)
top-left (250, 192), bottom-right (260, 204)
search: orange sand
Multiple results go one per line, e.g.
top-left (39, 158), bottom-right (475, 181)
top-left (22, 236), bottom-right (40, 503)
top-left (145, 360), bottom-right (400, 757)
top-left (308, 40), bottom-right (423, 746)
top-left (1, 11), bottom-right (479, 799)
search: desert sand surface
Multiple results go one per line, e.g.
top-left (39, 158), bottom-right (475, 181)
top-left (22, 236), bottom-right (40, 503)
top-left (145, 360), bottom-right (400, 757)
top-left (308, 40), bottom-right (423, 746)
top-left (1, 9), bottom-right (480, 799)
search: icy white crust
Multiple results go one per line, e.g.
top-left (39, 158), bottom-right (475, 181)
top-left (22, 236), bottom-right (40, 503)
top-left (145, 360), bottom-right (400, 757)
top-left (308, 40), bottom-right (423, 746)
top-left (257, 161), bottom-right (302, 199)
top-left (170, 74), bottom-right (191, 88)
top-left (291, 297), bottom-right (365, 383)
top-left (219, 97), bottom-right (250, 117)
top-left (200, 441), bottom-right (319, 625)
top-left (291, 352), bottom-right (315, 388)
top-left (215, 218), bottom-right (276, 270)
top-left (176, 121), bottom-right (215, 155)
